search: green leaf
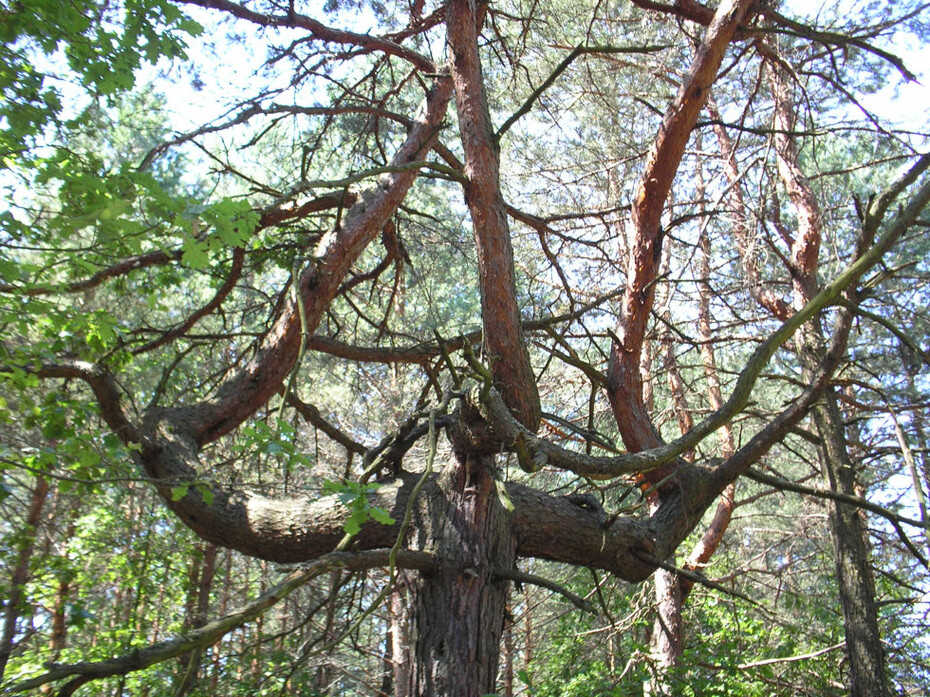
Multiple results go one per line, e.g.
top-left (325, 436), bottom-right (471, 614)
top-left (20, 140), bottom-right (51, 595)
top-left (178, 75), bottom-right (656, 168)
top-left (170, 484), bottom-right (189, 501)
top-left (196, 483), bottom-right (214, 506)
top-left (181, 234), bottom-right (209, 269)
top-left (344, 511), bottom-right (363, 536)
top-left (369, 507), bottom-right (395, 526)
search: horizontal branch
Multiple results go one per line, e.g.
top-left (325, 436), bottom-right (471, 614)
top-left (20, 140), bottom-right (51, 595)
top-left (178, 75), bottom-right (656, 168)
top-left (492, 567), bottom-right (594, 613)
top-left (305, 288), bottom-right (623, 365)
top-left (743, 468), bottom-right (925, 529)
top-left (697, 641), bottom-right (847, 672)
top-left (0, 190), bottom-right (354, 298)
top-left (176, 0), bottom-right (435, 72)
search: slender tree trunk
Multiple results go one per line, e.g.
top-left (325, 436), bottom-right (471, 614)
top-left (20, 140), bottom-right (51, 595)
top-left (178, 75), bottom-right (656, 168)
top-left (809, 374), bottom-right (890, 697)
top-left (763, 47), bottom-right (891, 697)
top-left (643, 559), bottom-right (683, 697)
top-left (905, 373), bottom-right (930, 513)
top-left (401, 453), bottom-right (515, 697)
top-left (388, 572), bottom-right (412, 697)
top-left (0, 476), bottom-right (50, 681)
top-left (209, 549), bottom-right (231, 692)
top-left (502, 603), bottom-right (514, 697)
top-left (39, 513), bottom-right (78, 697)
top-left (175, 542), bottom-right (218, 696)
top-left (523, 585), bottom-right (533, 683)
top-left (46, 510), bottom-right (79, 652)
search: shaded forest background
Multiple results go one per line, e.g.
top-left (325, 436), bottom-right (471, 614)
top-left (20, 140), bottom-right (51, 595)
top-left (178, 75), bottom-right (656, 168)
top-left (1, 0), bottom-right (929, 695)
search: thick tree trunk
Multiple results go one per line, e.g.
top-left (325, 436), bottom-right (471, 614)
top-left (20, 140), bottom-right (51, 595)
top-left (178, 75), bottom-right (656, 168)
top-left (402, 452), bottom-right (515, 697)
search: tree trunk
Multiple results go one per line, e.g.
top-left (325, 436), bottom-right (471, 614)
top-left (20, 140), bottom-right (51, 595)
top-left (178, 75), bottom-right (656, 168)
top-left (809, 384), bottom-right (891, 697)
top-left (502, 603), bottom-right (514, 697)
top-left (175, 542), bottom-right (218, 696)
top-left (0, 476), bottom-right (50, 681)
top-left (386, 572), bottom-right (412, 697)
top-left (644, 563), bottom-right (683, 697)
top-left (401, 452), bottom-right (515, 697)
top-left (765, 47), bottom-right (891, 695)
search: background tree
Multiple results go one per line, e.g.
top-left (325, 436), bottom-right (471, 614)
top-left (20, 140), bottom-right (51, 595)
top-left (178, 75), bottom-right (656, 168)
top-left (1, 1), bottom-right (929, 696)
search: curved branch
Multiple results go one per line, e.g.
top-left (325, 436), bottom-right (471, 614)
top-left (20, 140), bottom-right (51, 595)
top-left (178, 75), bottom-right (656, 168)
top-left (608, 0), bottom-right (757, 459)
top-left (287, 393), bottom-right (367, 455)
top-left (743, 469), bottom-right (926, 530)
top-left (759, 6), bottom-right (918, 82)
top-left (132, 247), bottom-right (245, 354)
top-left (492, 568), bottom-right (595, 613)
top-left (32, 360), bottom-right (139, 444)
top-left (168, 78), bottom-right (454, 445)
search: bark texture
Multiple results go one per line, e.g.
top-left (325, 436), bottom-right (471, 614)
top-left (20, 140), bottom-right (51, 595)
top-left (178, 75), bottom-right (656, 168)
top-left (404, 454), bottom-right (515, 696)
top-left (608, 0), bottom-right (757, 465)
top-left (811, 386), bottom-right (890, 697)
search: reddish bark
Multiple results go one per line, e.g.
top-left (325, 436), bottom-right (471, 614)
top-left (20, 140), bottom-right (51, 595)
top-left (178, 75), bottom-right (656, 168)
top-left (173, 78), bottom-right (454, 445)
top-left (608, 0), bottom-right (757, 465)
top-left (0, 477), bottom-right (50, 681)
top-left (765, 52), bottom-right (821, 305)
top-left (446, 0), bottom-right (541, 430)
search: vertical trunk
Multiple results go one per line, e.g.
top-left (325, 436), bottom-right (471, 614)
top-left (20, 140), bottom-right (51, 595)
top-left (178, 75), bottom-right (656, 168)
top-left (523, 586), bottom-right (533, 678)
top-left (388, 572), bottom-right (412, 697)
top-left (209, 549), bottom-right (232, 693)
top-left (764, 48), bottom-right (891, 697)
top-left (502, 604), bottom-right (514, 697)
top-left (446, 0), bottom-right (540, 431)
top-left (0, 476), bottom-right (50, 681)
top-left (45, 512), bottom-right (79, 685)
top-left (809, 379), bottom-right (890, 697)
top-left (402, 453), bottom-right (515, 697)
top-left (905, 373), bottom-right (930, 494)
top-left (175, 542), bottom-right (218, 696)
top-left (643, 563), bottom-right (683, 697)
top-left (315, 569), bottom-right (342, 695)
top-left (644, 332), bottom-right (692, 697)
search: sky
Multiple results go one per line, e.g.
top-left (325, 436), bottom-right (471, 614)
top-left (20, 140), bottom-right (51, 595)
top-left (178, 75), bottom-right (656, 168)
top-left (141, 1), bottom-right (929, 145)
